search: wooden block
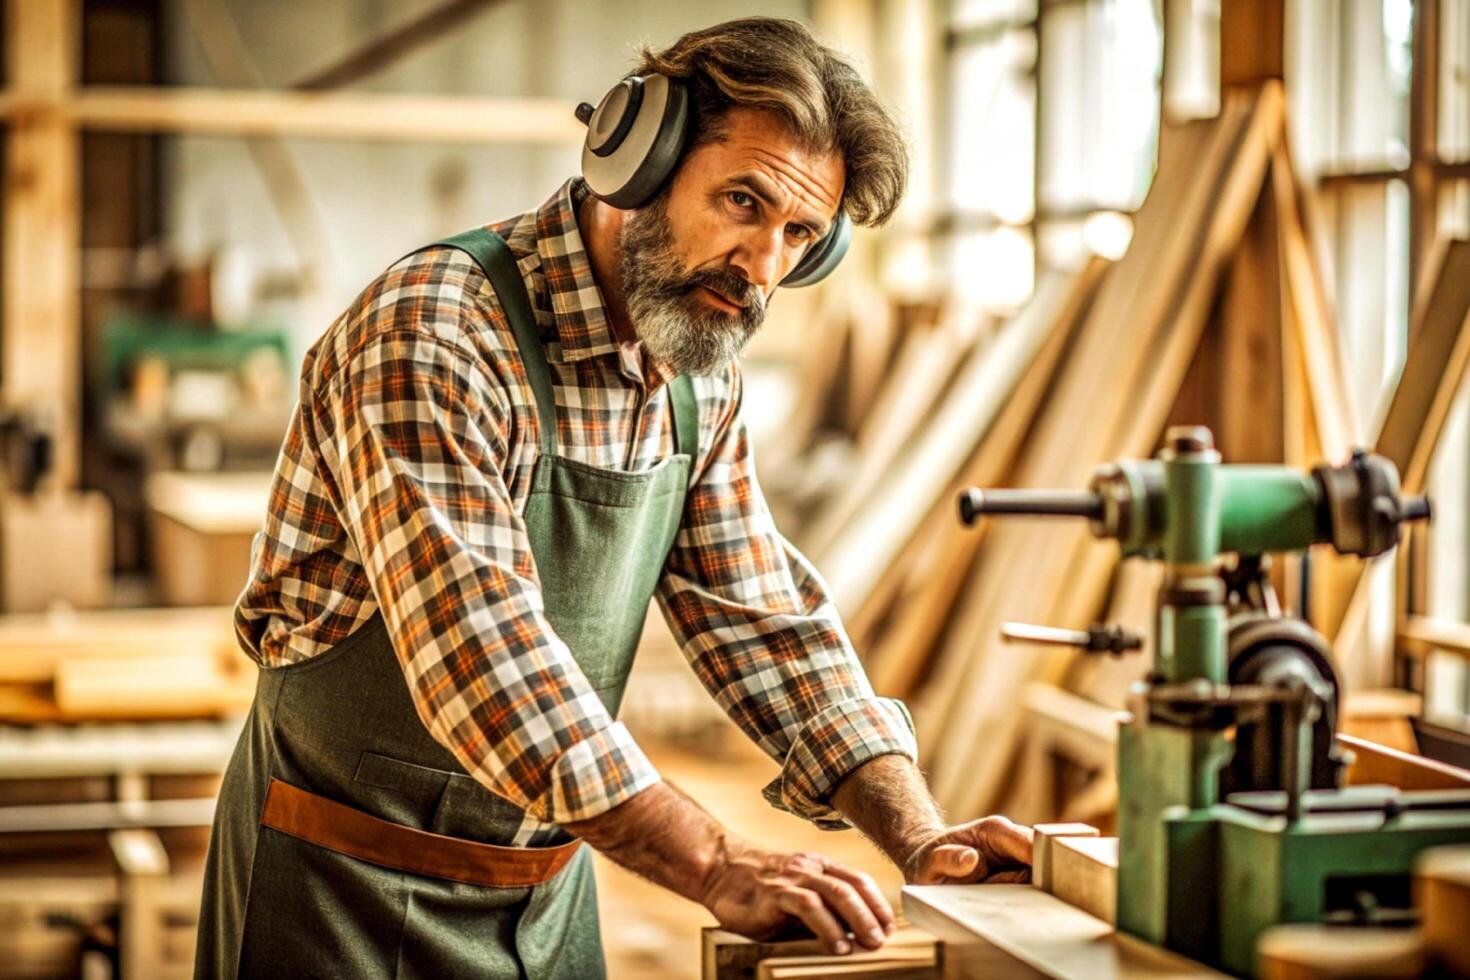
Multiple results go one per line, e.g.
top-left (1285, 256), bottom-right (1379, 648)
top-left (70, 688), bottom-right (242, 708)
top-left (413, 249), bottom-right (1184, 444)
top-left (147, 471), bottom-right (269, 606)
top-left (1416, 844), bottom-right (1470, 976)
top-left (756, 946), bottom-right (937, 979)
top-left (759, 961), bottom-right (936, 979)
top-left (1050, 836), bottom-right (1119, 925)
top-left (703, 926), bottom-right (936, 980)
top-left (1032, 823), bottom-right (1100, 894)
top-left (1256, 924), bottom-right (1427, 979)
top-left (703, 928), bottom-right (822, 980)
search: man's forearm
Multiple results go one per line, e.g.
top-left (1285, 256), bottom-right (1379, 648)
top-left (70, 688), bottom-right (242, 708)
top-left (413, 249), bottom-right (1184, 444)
top-left (562, 779), bottom-right (729, 902)
top-left (829, 754), bottom-right (946, 871)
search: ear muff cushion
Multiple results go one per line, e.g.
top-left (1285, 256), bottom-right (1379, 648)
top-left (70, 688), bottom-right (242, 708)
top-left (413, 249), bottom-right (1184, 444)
top-left (581, 74), bottom-right (689, 209)
top-left (780, 212), bottom-right (851, 288)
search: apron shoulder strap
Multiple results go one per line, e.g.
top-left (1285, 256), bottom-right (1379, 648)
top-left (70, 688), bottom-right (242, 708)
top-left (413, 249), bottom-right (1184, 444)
top-left (414, 228), bottom-right (701, 468)
top-left (668, 374), bottom-right (698, 461)
top-left (429, 228), bottom-right (557, 458)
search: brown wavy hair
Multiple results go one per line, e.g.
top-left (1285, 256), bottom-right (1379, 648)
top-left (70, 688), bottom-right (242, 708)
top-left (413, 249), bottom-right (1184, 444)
top-left (635, 17), bottom-right (909, 227)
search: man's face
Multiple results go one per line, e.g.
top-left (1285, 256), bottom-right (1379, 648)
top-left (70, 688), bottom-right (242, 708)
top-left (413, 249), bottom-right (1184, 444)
top-left (619, 107), bottom-right (845, 376)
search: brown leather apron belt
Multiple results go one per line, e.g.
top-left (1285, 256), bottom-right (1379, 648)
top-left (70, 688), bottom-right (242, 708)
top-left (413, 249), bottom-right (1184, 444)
top-left (258, 777), bottom-right (583, 888)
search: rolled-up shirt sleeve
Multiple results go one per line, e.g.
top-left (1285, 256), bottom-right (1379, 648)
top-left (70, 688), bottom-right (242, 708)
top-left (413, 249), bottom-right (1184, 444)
top-left (305, 325), bottom-right (660, 824)
top-left (655, 369), bottom-right (917, 829)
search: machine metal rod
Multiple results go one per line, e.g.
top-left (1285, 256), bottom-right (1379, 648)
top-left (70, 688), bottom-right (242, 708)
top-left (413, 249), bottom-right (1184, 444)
top-left (958, 488), bottom-right (1104, 525)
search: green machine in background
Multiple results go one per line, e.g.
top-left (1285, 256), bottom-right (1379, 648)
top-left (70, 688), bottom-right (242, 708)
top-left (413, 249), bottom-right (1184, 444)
top-left (958, 425), bottom-right (1470, 977)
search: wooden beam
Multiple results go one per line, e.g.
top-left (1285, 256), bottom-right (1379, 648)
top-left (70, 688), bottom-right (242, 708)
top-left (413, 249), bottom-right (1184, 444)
top-left (3, 0), bottom-right (81, 488)
top-left (1408, 0), bottom-right (1441, 293)
top-left (1375, 239), bottom-right (1470, 493)
top-left (1328, 240), bottom-right (1470, 660)
top-left (1220, 0), bottom-right (1284, 87)
top-left (66, 86), bottom-right (583, 144)
top-left (902, 885), bottom-right (1225, 978)
top-left (293, 0), bottom-right (505, 91)
top-left (1399, 614), bottom-right (1470, 663)
top-left (1338, 732), bottom-right (1470, 790)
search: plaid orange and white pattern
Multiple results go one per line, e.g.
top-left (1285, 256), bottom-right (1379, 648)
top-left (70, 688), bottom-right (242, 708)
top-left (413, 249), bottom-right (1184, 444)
top-left (235, 178), bottom-right (916, 840)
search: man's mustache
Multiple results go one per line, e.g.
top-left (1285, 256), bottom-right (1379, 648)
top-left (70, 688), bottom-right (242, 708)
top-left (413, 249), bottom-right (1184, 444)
top-left (680, 268), bottom-right (766, 317)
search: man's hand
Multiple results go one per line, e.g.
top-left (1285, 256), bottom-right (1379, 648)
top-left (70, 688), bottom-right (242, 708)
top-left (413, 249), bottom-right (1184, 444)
top-left (900, 815), bottom-right (1033, 885)
top-left (701, 841), bottom-right (895, 954)
top-left (563, 780), bottom-right (893, 955)
top-left (830, 754), bottom-right (1034, 885)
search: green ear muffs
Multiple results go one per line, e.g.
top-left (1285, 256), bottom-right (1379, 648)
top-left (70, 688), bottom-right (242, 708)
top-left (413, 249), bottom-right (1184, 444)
top-left (575, 73), bottom-right (850, 287)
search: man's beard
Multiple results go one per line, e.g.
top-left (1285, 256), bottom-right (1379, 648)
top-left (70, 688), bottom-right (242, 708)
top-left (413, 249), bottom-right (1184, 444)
top-left (619, 193), bottom-right (767, 377)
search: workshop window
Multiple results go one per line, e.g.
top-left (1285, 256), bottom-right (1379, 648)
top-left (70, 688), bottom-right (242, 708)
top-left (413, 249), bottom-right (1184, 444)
top-left (1424, 0), bottom-right (1470, 730)
top-left (940, 0), bottom-right (1163, 311)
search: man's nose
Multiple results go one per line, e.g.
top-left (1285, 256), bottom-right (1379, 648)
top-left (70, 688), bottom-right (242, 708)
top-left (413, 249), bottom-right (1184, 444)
top-left (730, 227), bottom-right (785, 293)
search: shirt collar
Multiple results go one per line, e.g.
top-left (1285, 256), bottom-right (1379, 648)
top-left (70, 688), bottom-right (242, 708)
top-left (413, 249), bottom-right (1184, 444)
top-left (533, 178), bottom-right (621, 363)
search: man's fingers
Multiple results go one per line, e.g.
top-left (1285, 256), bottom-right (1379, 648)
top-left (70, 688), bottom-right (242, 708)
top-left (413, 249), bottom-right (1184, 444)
top-left (802, 874), bottom-right (886, 949)
top-left (822, 864), bottom-right (895, 932)
top-left (980, 816), bottom-right (1034, 868)
top-left (776, 888), bottom-right (850, 955)
top-left (933, 844), bottom-right (981, 878)
top-left (982, 868), bottom-right (1031, 884)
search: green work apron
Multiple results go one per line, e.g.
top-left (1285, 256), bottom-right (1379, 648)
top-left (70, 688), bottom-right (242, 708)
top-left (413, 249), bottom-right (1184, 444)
top-left (195, 229), bottom-right (698, 979)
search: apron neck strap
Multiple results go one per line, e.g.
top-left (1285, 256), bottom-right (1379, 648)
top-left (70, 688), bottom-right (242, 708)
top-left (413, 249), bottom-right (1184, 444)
top-left (429, 229), bottom-right (558, 458)
top-left (668, 374), bottom-right (698, 460)
top-left (419, 228), bottom-right (700, 469)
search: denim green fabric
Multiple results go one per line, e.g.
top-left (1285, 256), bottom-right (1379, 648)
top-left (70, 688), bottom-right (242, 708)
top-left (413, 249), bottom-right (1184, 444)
top-left (195, 229), bottom-right (697, 979)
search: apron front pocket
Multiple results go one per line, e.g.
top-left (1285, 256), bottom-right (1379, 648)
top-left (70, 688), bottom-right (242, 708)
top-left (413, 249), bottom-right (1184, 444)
top-left (237, 821), bottom-right (408, 977)
top-left (352, 751), bottom-right (453, 829)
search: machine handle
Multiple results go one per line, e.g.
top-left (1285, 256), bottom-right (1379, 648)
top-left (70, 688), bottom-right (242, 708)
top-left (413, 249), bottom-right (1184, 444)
top-left (1001, 621), bottom-right (1143, 655)
top-left (1397, 495), bottom-right (1432, 523)
top-left (958, 488), bottom-right (1105, 525)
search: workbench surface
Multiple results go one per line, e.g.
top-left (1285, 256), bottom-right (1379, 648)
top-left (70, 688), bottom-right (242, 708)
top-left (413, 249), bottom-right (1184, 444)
top-left (902, 884), bottom-right (1225, 979)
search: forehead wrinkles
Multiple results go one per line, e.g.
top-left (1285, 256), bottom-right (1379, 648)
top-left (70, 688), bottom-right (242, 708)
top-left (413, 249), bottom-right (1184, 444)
top-left (744, 146), bottom-right (843, 215)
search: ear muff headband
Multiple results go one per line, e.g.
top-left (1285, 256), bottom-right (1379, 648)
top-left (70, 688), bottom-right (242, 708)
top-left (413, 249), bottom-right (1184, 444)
top-left (576, 73), bottom-right (850, 286)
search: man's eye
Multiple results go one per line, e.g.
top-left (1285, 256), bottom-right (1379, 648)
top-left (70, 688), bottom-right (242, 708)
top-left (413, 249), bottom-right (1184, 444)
top-left (787, 224), bottom-right (813, 241)
top-left (729, 191), bottom-right (755, 209)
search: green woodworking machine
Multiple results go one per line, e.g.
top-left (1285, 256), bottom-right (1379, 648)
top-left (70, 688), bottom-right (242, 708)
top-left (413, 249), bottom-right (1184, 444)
top-left (958, 425), bottom-right (1470, 976)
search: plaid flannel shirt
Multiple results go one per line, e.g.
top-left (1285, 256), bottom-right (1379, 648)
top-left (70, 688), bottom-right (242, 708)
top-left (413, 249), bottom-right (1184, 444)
top-left (234, 178), bottom-right (916, 842)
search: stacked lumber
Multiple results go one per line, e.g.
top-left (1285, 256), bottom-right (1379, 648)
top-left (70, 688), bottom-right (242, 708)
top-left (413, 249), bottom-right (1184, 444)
top-left (0, 605), bottom-right (253, 722)
top-left (798, 80), bottom-right (1423, 821)
top-left (905, 84), bottom-right (1290, 817)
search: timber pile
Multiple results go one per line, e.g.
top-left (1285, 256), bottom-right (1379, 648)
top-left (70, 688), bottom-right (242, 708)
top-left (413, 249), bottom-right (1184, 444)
top-left (782, 79), bottom-right (1450, 821)
top-left (0, 605), bottom-right (253, 722)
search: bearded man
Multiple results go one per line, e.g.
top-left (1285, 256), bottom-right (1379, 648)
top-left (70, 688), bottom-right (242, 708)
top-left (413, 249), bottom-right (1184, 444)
top-left (196, 17), bottom-right (1030, 980)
